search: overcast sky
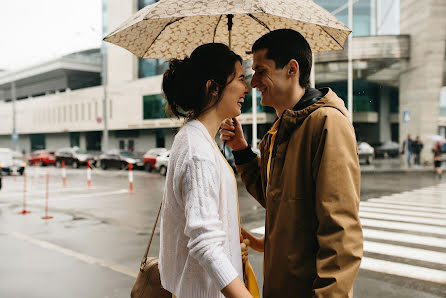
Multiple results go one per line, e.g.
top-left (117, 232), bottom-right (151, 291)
top-left (0, 0), bottom-right (102, 71)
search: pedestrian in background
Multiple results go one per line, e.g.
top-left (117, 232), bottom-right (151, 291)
top-left (432, 141), bottom-right (443, 179)
top-left (221, 29), bottom-right (363, 298)
top-left (401, 134), bottom-right (414, 167)
top-left (158, 43), bottom-right (254, 298)
top-left (412, 136), bottom-right (424, 167)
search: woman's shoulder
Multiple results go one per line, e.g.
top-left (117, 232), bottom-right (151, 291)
top-left (172, 122), bottom-right (217, 162)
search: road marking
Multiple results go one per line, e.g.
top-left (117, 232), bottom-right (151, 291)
top-left (359, 211), bottom-right (446, 226)
top-left (362, 228), bottom-right (446, 249)
top-left (367, 198), bottom-right (446, 209)
top-left (9, 232), bottom-right (137, 278)
top-left (251, 219), bottom-right (446, 236)
top-left (360, 218), bottom-right (445, 235)
top-left (360, 257), bottom-right (446, 284)
top-left (0, 187), bottom-right (100, 198)
top-left (360, 201), bottom-right (446, 214)
top-left (364, 241), bottom-right (446, 265)
top-left (11, 189), bottom-right (129, 205)
top-left (359, 206), bottom-right (446, 219)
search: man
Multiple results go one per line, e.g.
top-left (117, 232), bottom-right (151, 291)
top-left (412, 136), bottom-right (423, 167)
top-left (401, 134), bottom-right (413, 167)
top-left (221, 29), bottom-right (363, 297)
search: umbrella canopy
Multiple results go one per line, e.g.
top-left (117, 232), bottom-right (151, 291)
top-left (426, 135), bottom-right (446, 143)
top-left (104, 0), bottom-right (351, 60)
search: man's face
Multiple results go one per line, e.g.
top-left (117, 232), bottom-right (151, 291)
top-left (251, 49), bottom-right (289, 108)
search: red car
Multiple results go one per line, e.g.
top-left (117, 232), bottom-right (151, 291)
top-left (143, 148), bottom-right (167, 172)
top-left (28, 150), bottom-right (56, 166)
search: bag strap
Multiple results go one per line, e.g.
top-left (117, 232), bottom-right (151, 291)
top-left (140, 201), bottom-right (162, 266)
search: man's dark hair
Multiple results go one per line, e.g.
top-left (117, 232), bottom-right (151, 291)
top-left (252, 29), bottom-right (312, 88)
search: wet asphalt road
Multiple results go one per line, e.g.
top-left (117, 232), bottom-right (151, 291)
top-left (0, 164), bottom-right (444, 298)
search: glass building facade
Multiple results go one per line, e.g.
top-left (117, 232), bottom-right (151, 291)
top-left (315, 0), bottom-right (400, 36)
top-left (137, 0), bottom-right (168, 78)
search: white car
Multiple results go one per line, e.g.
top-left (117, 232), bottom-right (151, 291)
top-left (155, 151), bottom-right (170, 176)
top-left (358, 142), bottom-right (374, 165)
top-left (0, 148), bottom-right (26, 175)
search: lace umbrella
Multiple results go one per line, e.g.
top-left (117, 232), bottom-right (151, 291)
top-left (103, 0), bottom-right (351, 59)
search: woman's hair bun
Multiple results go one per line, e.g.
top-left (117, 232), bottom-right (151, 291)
top-left (162, 57), bottom-right (205, 118)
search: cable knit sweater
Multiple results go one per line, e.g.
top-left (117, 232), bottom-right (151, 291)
top-left (159, 120), bottom-right (243, 298)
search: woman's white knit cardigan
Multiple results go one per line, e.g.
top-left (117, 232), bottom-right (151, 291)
top-left (159, 120), bottom-right (243, 298)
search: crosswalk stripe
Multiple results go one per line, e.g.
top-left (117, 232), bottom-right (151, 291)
top-left (360, 201), bottom-right (446, 214)
top-left (359, 206), bottom-right (446, 219)
top-left (360, 257), bottom-right (446, 284)
top-left (252, 219), bottom-right (446, 237)
top-left (368, 198), bottom-right (446, 209)
top-left (362, 228), bottom-right (446, 249)
top-left (364, 241), bottom-right (446, 265)
top-left (360, 218), bottom-right (445, 235)
top-left (359, 211), bottom-right (446, 226)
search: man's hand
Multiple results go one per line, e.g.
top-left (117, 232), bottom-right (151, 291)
top-left (220, 118), bottom-right (249, 151)
top-left (241, 226), bottom-right (264, 253)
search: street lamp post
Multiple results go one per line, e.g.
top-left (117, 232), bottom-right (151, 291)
top-left (101, 46), bottom-right (109, 153)
top-left (347, 0), bottom-right (354, 122)
top-left (11, 81), bottom-right (18, 150)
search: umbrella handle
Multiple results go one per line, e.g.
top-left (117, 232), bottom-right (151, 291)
top-left (227, 14), bottom-right (233, 50)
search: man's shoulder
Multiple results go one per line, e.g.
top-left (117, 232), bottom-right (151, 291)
top-left (307, 106), bottom-right (349, 125)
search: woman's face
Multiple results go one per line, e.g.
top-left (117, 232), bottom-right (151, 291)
top-left (217, 61), bottom-right (250, 119)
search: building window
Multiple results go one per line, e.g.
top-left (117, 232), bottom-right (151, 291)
top-left (30, 134), bottom-right (46, 151)
top-left (143, 94), bottom-right (167, 119)
top-left (128, 139), bottom-right (134, 151)
top-left (70, 132), bottom-right (80, 147)
top-left (119, 140), bottom-right (125, 150)
top-left (137, 0), bottom-right (167, 78)
top-left (138, 58), bottom-right (168, 78)
top-left (138, 0), bottom-right (157, 8)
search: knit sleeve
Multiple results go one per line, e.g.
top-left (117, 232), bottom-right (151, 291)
top-left (182, 157), bottom-right (239, 290)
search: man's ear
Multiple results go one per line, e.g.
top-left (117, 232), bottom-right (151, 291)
top-left (287, 59), bottom-right (299, 77)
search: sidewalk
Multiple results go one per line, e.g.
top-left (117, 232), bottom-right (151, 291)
top-left (361, 158), bottom-right (436, 173)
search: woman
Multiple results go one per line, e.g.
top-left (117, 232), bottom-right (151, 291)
top-left (158, 43), bottom-right (253, 298)
top-left (433, 141), bottom-right (443, 179)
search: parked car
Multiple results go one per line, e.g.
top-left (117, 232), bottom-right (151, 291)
top-left (358, 141), bottom-right (374, 165)
top-left (155, 150), bottom-right (170, 176)
top-left (0, 148), bottom-right (25, 175)
top-left (55, 147), bottom-right (96, 168)
top-left (98, 150), bottom-right (143, 170)
top-left (142, 148), bottom-right (167, 172)
top-left (374, 141), bottom-right (400, 158)
top-left (28, 150), bottom-right (56, 166)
